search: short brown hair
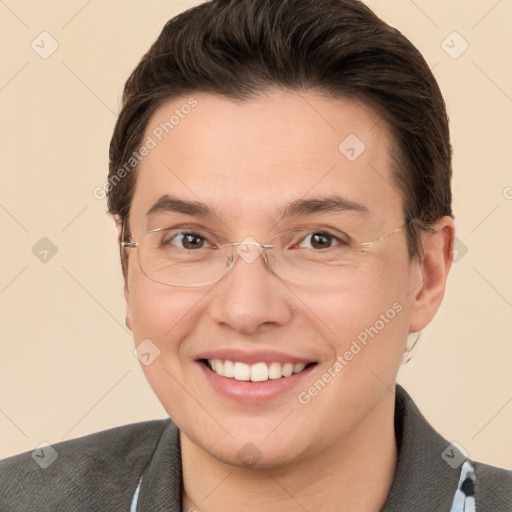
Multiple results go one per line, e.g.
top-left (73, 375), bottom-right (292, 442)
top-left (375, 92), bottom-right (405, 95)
top-left (108, 0), bottom-right (452, 269)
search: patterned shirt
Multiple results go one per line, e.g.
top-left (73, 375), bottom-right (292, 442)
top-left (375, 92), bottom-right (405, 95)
top-left (449, 460), bottom-right (476, 512)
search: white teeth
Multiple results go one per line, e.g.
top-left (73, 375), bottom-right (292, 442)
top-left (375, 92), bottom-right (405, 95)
top-left (223, 359), bottom-right (234, 378)
top-left (293, 363), bottom-right (306, 374)
top-left (233, 362), bottom-right (251, 381)
top-left (250, 362), bottom-right (268, 382)
top-left (207, 359), bottom-right (310, 382)
top-left (281, 363), bottom-right (294, 377)
top-left (268, 361), bottom-right (282, 380)
top-left (210, 359), bottom-right (224, 376)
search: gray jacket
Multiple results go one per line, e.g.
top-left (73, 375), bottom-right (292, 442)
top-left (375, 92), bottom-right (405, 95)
top-left (1, 385), bottom-right (511, 511)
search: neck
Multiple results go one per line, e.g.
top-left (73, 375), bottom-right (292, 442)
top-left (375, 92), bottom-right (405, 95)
top-left (181, 392), bottom-right (397, 512)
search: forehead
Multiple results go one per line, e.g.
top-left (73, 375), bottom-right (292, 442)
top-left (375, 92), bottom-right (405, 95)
top-left (129, 90), bottom-right (403, 230)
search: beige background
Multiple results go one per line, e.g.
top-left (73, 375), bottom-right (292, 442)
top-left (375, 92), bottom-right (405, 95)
top-left (1, 0), bottom-right (511, 469)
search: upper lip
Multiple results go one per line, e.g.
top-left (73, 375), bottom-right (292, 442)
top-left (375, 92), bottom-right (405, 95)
top-left (195, 349), bottom-right (316, 365)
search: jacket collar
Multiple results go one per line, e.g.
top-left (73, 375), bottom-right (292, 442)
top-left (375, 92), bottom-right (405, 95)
top-left (136, 384), bottom-right (461, 511)
top-left (382, 384), bottom-right (462, 510)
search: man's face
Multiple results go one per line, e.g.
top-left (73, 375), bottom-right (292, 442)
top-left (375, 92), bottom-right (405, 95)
top-left (124, 90), bottom-right (419, 467)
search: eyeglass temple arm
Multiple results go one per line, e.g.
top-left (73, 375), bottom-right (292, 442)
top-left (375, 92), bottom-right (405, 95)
top-left (361, 218), bottom-right (435, 249)
top-left (119, 219), bottom-right (136, 247)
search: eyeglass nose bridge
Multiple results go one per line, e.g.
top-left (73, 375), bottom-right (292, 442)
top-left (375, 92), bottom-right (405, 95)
top-left (224, 240), bottom-right (276, 270)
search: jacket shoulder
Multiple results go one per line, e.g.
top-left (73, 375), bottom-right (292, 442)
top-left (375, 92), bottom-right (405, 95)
top-left (0, 418), bottom-right (172, 512)
top-left (472, 459), bottom-right (512, 512)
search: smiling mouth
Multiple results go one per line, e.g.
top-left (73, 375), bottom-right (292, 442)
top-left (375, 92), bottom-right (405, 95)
top-left (200, 359), bottom-right (317, 382)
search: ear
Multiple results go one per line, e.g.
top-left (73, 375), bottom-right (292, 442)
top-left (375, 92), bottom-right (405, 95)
top-left (113, 213), bottom-right (123, 234)
top-left (408, 216), bottom-right (455, 332)
top-left (112, 214), bottom-right (133, 332)
top-left (124, 282), bottom-right (132, 332)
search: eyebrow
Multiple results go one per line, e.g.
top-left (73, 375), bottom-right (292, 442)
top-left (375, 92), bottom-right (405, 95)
top-left (146, 194), bottom-right (369, 220)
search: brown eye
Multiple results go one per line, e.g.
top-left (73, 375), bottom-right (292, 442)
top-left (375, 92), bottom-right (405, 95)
top-left (181, 233), bottom-right (206, 249)
top-left (163, 231), bottom-right (209, 250)
top-left (309, 233), bottom-right (332, 249)
top-left (299, 232), bottom-right (342, 250)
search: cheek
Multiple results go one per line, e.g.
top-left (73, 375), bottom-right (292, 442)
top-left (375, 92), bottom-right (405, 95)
top-left (324, 253), bottom-right (410, 323)
top-left (126, 273), bottom-right (196, 378)
top-left (313, 255), bottom-right (412, 374)
top-left (126, 269), bottom-right (215, 366)
top-left (126, 276), bottom-right (200, 414)
top-left (287, 271), bottom-right (410, 455)
top-left (126, 264), bottom-right (193, 341)
top-left (307, 284), bottom-right (406, 356)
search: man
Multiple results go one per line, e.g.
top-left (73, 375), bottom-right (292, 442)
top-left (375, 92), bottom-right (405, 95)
top-left (1, 0), bottom-right (511, 510)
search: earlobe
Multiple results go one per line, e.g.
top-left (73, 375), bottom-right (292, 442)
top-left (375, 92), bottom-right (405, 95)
top-left (124, 280), bottom-right (133, 332)
top-left (408, 216), bottom-right (455, 333)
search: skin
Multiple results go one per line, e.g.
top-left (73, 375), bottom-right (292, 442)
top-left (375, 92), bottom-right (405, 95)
top-left (119, 90), bottom-right (454, 511)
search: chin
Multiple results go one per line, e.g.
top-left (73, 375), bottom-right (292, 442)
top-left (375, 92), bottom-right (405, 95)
top-left (185, 423), bottom-right (310, 469)
top-left (210, 442), bottom-right (304, 471)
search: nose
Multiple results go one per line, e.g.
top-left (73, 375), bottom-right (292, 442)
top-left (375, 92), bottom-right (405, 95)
top-left (207, 245), bottom-right (292, 335)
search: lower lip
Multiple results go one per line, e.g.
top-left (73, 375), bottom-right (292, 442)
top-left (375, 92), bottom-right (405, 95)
top-left (197, 361), bottom-right (316, 404)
